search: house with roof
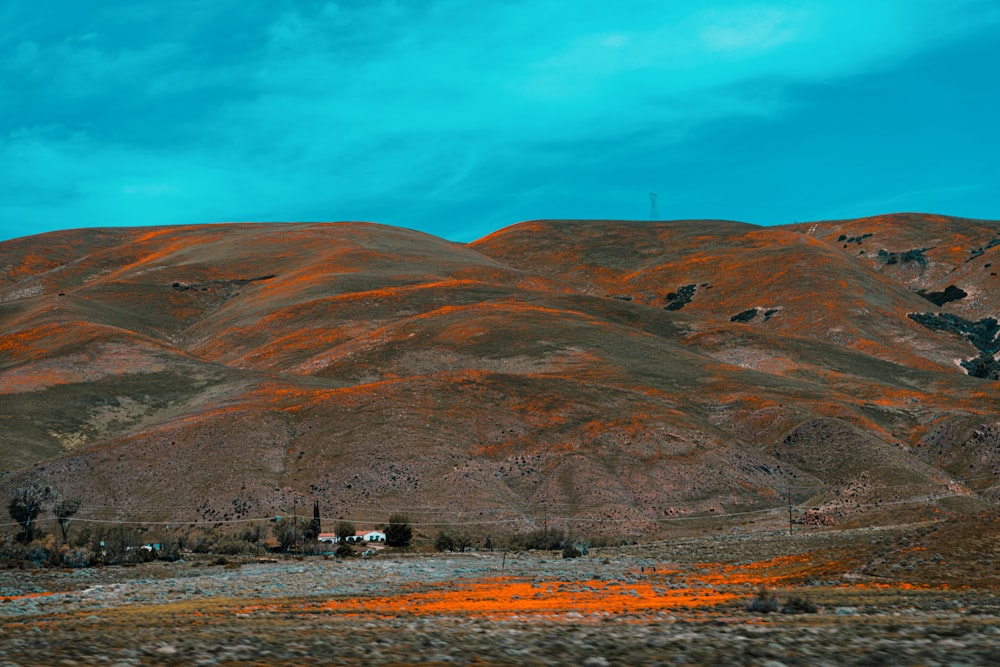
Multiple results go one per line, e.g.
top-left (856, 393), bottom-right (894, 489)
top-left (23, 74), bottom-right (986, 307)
top-left (317, 529), bottom-right (386, 544)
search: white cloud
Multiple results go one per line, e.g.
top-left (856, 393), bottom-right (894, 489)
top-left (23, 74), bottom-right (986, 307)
top-left (601, 34), bottom-right (631, 49)
top-left (697, 7), bottom-right (806, 53)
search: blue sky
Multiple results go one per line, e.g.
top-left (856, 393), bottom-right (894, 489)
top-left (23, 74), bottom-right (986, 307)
top-left (2, 0), bottom-right (998, 243)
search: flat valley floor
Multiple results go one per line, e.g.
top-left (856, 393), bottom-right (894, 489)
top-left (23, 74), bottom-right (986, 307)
top-left (2, 524), bottom-right (999, 666)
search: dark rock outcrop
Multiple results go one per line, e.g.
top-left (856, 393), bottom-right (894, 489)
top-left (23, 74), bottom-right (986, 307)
top-left (908, 312), bottom-right (1000, 379)
top-left (917, 285), bottom-right (968, 306)
top-left (664, 284), bottom-right (696, 311)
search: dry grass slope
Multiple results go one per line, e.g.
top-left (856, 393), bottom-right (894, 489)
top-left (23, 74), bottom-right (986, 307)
top-left (0, 215), bottom-right (998, 538)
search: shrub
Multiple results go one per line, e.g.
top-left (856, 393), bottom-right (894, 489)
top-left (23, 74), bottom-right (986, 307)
top-left (297, 539), bottom-right (327, 556)
top-left (579, 535), bottom-right (615, 549)
top-left (434, 529), bottom-right (473, 552)
top-left (0, 539), bottom-right (28, 567)
top-left (72, 526), bottom-right (95, 549)
top-left (156, 537), bottom-right (181, 562)
top-left (60, 546), bottom-right (97, 568)
top-left (744, 588), bottom-right (817, 614)
top-left (781, 596), bottom-right (818, 614)
top-left (745, 588), bottom-right (780, 613)
top-left (273, 516), bottom-right (307, 552)
top-left (335, 544), bottom-right (355, 558)
top-left (214, 538), bottom-right (265, 557)
top-left (0, 538), bottom-right (62, 567)
top-left (185, 529), bottom-right (219, 554)
top-left (101, 526), bottom-right (148, 565)
top-left (23, 543), bottom-right (57, 567)
top-left (508, 529), bottom-right (567, 551)
top-left (238, 524), bottom-right (264, 544)
top-left (434, 530), bottom-right (455, 552)
top-left (385, 514), bottom-right (412, 547)
top-left (562, 545), bottom-right (582, 559)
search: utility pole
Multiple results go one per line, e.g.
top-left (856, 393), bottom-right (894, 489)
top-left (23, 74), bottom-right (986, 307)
top-left (649, 192), bottom-right (659, 221)
top-left (543, 504), bottom-right (549, 550)
top-left (786, 485), bottom-right (794, 536)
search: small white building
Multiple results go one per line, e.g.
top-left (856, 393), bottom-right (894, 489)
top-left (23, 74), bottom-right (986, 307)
top-left (317, 530), bottom-right (385, 544)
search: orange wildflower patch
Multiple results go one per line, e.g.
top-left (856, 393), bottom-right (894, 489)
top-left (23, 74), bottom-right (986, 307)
top-left (689, 554), bottom-right (822, 589)
top-left (318, 576), bottom-right (736, 619)
top-left (0, 322), bottom-right (71, 359)
top-left (685, 555), bottom-right (947, 592)
top-left (0, 592), bottom-right (55, 603)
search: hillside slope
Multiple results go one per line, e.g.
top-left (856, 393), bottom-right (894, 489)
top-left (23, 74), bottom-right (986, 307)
top-left (1, 215), bottom-right (998, 537)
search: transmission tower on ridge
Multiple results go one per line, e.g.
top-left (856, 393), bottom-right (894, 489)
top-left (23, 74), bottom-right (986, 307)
top-left (649, 192), bottom-right (659, 221)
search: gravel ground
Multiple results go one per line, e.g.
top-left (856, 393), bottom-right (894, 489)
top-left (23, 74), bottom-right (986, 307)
top-left (2, 526), bottom-right (999, 666)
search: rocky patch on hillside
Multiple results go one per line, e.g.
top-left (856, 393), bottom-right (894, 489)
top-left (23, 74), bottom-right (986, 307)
top-left (663, 284), bottom-right (698, 311)
top-left (907, 312), bottom-right (1000, 379)
top-left (916, 285), bottom-right (968, 306)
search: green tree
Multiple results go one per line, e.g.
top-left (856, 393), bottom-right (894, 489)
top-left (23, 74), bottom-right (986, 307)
top-left (102, 525), bottom-right (143, 564)
top-left (273, 516), bottom-right (306, 552)
top-left (305, 500), bottom-right (322, 541)
top-left (434, 530), bottom-right (455, 552)
top-left (238, 523), bottom-right (264, 544)
top-left (452, 529), bottom-right (473, 552)
top-left (434, 528), bottom-right (472, 552)
top-left (385, 514), bottom-right (412, 547)
top-left (8, 480), bottom-right (55, 543)
top-left (55, 497), bottom-right (82, 543)
top-left (335, 520), bottom-right (356, 544)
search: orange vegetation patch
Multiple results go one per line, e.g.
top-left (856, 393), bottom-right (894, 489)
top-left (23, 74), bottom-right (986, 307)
top-left (0, 592), bottom-right (55, 603)
top-left (690, 554), bottom-right (827, 589)
top-left (688, 555), bottom-right (946, 592)
top-left (318, 576), bottom-right (736, 619)
top-left (0, 322), bottom-right (72, 360)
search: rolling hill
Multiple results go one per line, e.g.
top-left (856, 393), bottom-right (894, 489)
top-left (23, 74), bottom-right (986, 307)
top-left (1, 214), bottom-right (998, 539)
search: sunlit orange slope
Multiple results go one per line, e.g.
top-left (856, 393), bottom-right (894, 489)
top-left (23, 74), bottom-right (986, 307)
top-left (1, 216), bottom-right (998, 535)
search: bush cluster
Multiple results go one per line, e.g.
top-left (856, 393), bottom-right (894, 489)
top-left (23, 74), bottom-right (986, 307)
top-left (0, 521), bottom-right (275, 569)
top-left (434, 528), bottom-right (474, 552)
top-left (561, 545), bottom-right (582, 559)
top-left (385, 514), bottom-right (412, 547)
top-left (744, 588), bottom-right (818, 614)
top-left (213, 538), bottom-right (266, 557)
top-left (506, 528), bottom-right (570, 551)
top-left (430, 528), bottom-right (606, 554)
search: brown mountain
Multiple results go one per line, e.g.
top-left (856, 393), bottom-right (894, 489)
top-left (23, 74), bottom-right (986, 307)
top-left (1, 215), bottom-right (998, 538)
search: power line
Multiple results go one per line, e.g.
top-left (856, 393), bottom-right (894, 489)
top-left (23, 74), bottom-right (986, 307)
top-left (5, 490), bottom-right (973, 531)
top-left (3, 473), bottom-right (992, 534)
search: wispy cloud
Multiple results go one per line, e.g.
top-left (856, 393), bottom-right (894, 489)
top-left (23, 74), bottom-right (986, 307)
top-left (1, 0), bottom-right (997, 241)
top-left (697, 6), bottom-right (806, 53)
